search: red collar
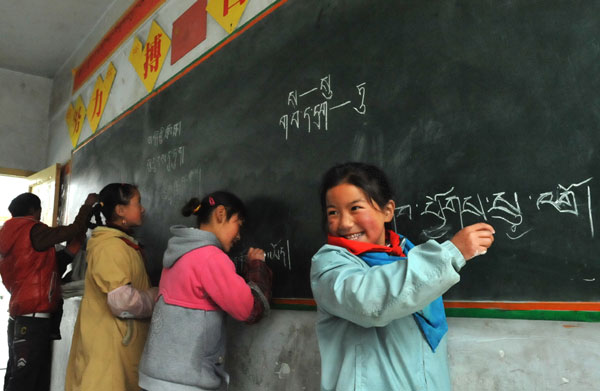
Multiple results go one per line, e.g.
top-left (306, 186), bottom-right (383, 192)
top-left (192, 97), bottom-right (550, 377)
top-left (327, 230), bottom-right (406, 257)
top-left (118, 237), bottom-right (142, 252)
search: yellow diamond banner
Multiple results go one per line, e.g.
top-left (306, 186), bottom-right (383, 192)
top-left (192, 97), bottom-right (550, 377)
top-left (207, 0), bottom-right (248, 34)
top-left (65, 96), bottom-right (86, 147)
top-left (87, 62), bottom-right (116, 133)
top-left (129, 21), bottom-right (171, 93)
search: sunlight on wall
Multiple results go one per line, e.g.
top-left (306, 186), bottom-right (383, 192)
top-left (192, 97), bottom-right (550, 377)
top-left (0, 176), bottom-right (31, 226)
top-left (30, 180), bottom-right (56, 227)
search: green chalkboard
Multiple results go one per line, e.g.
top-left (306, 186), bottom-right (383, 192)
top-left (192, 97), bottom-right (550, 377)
top-left (71, 0), bottom-right (600, 301)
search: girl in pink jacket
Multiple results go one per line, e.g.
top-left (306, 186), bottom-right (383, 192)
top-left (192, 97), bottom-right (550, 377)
top-left (139, 191), bottom-right (272, 391)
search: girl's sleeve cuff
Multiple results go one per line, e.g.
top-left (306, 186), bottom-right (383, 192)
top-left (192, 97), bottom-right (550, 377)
top-left (441, 240), bottom-right (466, 271)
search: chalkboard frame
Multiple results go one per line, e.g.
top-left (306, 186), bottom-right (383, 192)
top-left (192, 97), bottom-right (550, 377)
top-left (71, 0), bottom-right (600, 321)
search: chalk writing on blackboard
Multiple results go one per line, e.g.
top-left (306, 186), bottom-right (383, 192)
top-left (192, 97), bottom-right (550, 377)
top-left (146, 121), bottom-right (185, 174)
top-left (279, 74), bottom-right (367, 140)
top-left (146, 146), bottom-right (185, 173)
top-left (147, 121), bottom-right (182, 145)
top-left (536, 178), bottom-right (594, 238)
top-left (395, 178), bottom-right (594, 240)
top-left (154, 167), bottom-right (202, 205)
top-left (266, 239), bottom-right (292, 271)
top-left (231, 238), bottom-right (292, 271)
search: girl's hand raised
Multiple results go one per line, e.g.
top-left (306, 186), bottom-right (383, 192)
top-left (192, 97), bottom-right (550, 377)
top-left (450, 223), bottom-right (495, 261)
top-left (246, 247), bottom-right (267, 262)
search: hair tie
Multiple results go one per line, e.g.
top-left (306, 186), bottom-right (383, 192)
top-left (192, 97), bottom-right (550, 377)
top-left (193, 204), bottom-right (201, 213)
top-left (209, 197), bottom-right (216, 206)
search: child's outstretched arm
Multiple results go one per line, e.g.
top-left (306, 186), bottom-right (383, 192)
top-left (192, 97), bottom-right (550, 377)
top-left (30, 193), bottom-right (98, 251)
top-left (311, 240), bottom-right (465, 328)
top-left (450, 223), bottom-right (495, 261)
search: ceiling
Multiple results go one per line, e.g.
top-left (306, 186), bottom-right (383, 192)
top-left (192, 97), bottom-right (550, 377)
top-left (0, 0), bottom-right (132, 79)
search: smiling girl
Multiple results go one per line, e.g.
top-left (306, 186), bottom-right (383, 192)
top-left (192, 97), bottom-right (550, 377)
top-left (311, 162), bottom-right (495, 390)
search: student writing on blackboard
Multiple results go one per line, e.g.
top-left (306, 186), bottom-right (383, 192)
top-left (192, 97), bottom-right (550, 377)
top-left (310, 162), bottom-right (495, 390)
top-left (138, 191), bottom-right (272, 391)
top-left (66, 183), bottom-right (158, 391)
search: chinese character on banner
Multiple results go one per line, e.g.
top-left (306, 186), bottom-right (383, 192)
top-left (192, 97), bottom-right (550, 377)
top-left (65, 96), bottom-right (86, 147)
top-left (129, 20), bottom-right (172, 93)
top-left (87, 62), bottom-right (117, 133)
top-left (207, 0), bottom-right (249, 34)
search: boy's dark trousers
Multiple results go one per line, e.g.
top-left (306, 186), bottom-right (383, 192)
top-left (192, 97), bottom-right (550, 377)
top-left (4, 315), bottom-right (54, 391)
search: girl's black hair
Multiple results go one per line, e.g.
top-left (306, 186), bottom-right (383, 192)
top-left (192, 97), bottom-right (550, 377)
top-left (90, 183), bottom-right (139, 227)
top-left (182, 191), bottom-right (246, 226)
top-left (319, 162), bottom-right (394, 227)
top-left (8, 193), bottom-right (41, 217)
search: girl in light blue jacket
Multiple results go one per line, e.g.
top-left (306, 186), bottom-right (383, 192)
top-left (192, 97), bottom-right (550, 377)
top-left (310, 162), bottom-right (495, 390)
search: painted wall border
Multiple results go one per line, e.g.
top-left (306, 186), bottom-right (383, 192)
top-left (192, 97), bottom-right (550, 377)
top-left (72, 0), bottom-right (166, 93)
top-left (272, 299), bottom-right (600, 321)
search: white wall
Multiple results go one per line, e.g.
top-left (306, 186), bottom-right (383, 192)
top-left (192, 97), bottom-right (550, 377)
top-left (0, 68), bottom-right (52, 171)
top-left (229, 314), bottom-right (600, 391)
top-left (228, 314), bottom-right (600, 391)
top-left (51, 299), bottom-right (600, 391)
top-left (447, 318), bottom-right (599, 391)
top-left (46, 0), bottom-right (137, 165)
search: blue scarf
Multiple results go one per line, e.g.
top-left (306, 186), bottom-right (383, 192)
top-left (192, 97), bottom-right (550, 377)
top-left (360, 236), bottom-right (448, 352)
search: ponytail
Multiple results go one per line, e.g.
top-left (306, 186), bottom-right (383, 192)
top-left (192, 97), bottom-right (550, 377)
top-left (92, 183), bottom-right (139, 226)
top-left (182, 191), bottom-right (246, 226)
top-left (88, 202), bottom-right (104, 229)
